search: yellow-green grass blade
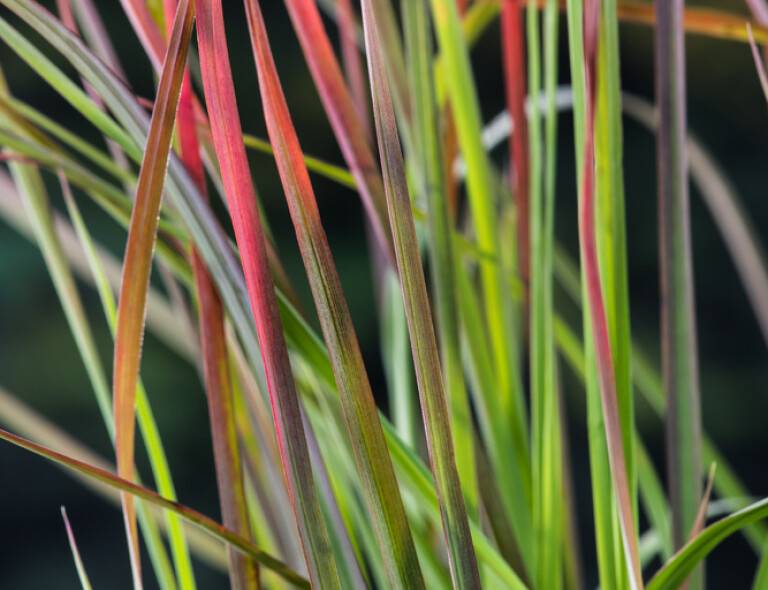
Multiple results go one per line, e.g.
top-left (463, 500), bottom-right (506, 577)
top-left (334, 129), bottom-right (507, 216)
top-left (528, 0), bottom-right (564, 585)
top-left (403, 0), bottom-right (477, 517)
top-left (0, 94), bottom-right (133, 185)
top-left (362, 1), bottom-right (481, 586)
top-left (61, 176), bottom-right (196, 590)
top-left (0, 426), bottom-right (309, 589)
top-left (5, 159), bottom-right (178, 590)
top-left (243, 1), bottom-right (424, 587)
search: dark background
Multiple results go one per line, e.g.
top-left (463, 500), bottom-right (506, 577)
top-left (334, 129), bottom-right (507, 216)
top-left (0, 0), bottom-right (766, 587)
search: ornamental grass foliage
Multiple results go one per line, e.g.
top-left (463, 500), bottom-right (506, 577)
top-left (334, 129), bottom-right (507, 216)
top-left (0, 0), bottom-right (766, 588)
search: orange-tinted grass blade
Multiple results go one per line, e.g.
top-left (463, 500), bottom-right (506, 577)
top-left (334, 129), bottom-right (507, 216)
top-left (748, 25), bottom-right (768, 102)
top-left (281, 0), bottom-right (393, 263)
top-left (501, 0), bottom-right (530, 306)
top-left (0, 427), bottom-right (309, 589)
top-left (112, 2), bottom-right (194, 586)
top-left (361, 1), bottom-right (481, 587)
top-left (162, 0), bottom-right (260, 587)
top-left (580, 0), bottom-right (643, 587)
top-left (194, 1), bottom-right (340, 587)
top-left (243, 2), bottom-right (424, 587)
top-left (472, 1), bottom-right (768, 48)
top-left (689, 464), bottom-right (717, 542)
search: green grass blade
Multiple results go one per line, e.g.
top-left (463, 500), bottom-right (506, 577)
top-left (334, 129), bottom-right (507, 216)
top-left (563, 0), bottom-right (625, 586)
top-left (580, 1), bottom-right (643, 585)
top-left (403, 0), bottom-right (477, 517)
top-left (0, 427), bottom-right (309, 589)
top-left (648, 498), bottom-right (768, 590)
top-left (655, 2), bottom-right (703, 586)
top-left (529, 0), bottom-right (564, 585)
top-left (595, 0), bottom-right (636, 529)
top-left (362, 1), bottom-right (481, 586)
top-left (61, 507), bottom-right (94, 590)
top-left (61, 176), bottom-right (196, 590)
top-left (243, 2), bottom-right (424, 587)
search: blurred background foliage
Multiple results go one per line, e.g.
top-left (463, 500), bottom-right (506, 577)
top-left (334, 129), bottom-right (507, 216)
top-left (0, 0), bottom-right (765, 587)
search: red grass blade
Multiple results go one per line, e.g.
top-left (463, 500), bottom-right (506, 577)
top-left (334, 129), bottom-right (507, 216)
top-left (243, 1), bottom-right (425, 586)
top-left (282, 0), bottom-right (393, 263)
top-left (501, 0), bottom-right (530, 305)
top-left (579, 0), bottom-right (642, 587)
top-left (194, 2), bottom-right (340, 586)
top-left (160, 2), bottom-right (260, 587)
top-left (118, 0), bottom-right (165, 70)
top-left (112, 3), bottom-right (194, 587)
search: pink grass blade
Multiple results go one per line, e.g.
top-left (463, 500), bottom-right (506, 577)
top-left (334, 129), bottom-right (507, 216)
top-left (194, 2), bottom-right (340, 587)
top-left (112, 3), bottom-right (194, 586)
top-left (579, 1), bottom-right (643, 587)
top-left (61, 507), bottom-right (94, 590)
top-left (160, 3), bottom-right (261, 588)
top-left (243, 2), bottom-right (425, 587)
top-left (0, 427), bottom-right (308, 589)
top-left (118, 0), bottom-right (166, 71)
top-left (502, 0), bottom-right (531, 306)
top-left (362, 1), bottom-right (481, 587)
top-left (281, 0), bottom-right (393, 263)
top-left (748, 25), bottom-right (768, 103)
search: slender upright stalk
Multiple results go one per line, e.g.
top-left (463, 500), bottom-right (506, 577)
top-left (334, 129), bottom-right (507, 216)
top-left (655, 1), bottom-right (703, 588)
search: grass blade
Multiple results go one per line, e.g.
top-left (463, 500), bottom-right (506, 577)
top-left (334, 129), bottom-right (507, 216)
top-left (528, 0), bottom-right (564, 585)
top-left (282, 0), bottom-right (393, 261)
top-left (648, 497), bottom-right (768, 590)
top-left (748, 25), bottom-right (768, 103)
top-left (161, 2), bottom-right (259, 587)
top-left (0, 427), bottom-right (309, 589)
top-left (243, 1), bottom-right (424, 587)
top-left (580, 0), bottom-right (643, 586)
top-left (429, 0), bottom-right (532, 563)
top-left (362, 1), bottom-right (481, 586)
top-left (655, 1), bottom-right (703, 586)
top-left (502, 0), bottom-right (530, 301)
top-left (61, 507), bottom-right (94, 590)
top-left (403, 0), bottom-right (477, 516)
top-left (112, 4), bottom-right (194, 584)
top-left (194, 2), bottom-right (339, 586)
